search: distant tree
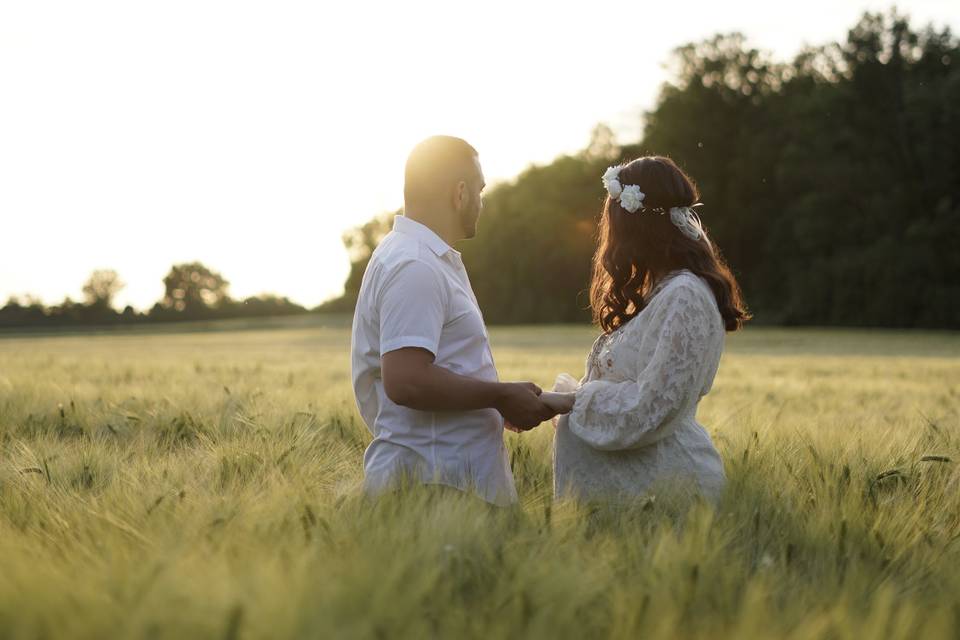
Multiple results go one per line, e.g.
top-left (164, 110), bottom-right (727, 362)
top-left (160, 262), bottom-right (231, 317)
top-left (0, 295), bottom-right (47, 328)
top-left (583, 123), bottom-right (619, 162)
top-left (458, 153), bottom-right (613, 323)
top-left (239, 294), bottom-right (307, 316)
top-left (82, 269), bottom-right (124, 309)
top-left (327, 10), bottom-right (958, 329)
top-left (1, 265), bottom-right (308, 328)
top-left (3, 11), bottom-right (956, 331)
top-left (337, 212), bottom-right (397, 308)
top-left (120, 305), bottom-right (139, 322)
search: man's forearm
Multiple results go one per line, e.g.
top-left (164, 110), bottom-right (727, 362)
top-left (389, 363), bottom-right (505, 412)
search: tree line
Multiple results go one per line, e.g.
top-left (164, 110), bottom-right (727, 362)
top-left (0, 263), bottom-right (307, 329)
top-left (327, 11), bottom-right (960, 329)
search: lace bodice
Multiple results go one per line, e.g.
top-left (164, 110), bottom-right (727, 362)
top-left (553, 270), bottom-right (727, 501)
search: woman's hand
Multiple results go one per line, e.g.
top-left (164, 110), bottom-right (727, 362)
top-left (553, 373), bottom-right (579, 394)
top-left (547, 374), bottom-right (580, 430)
top-left (539, 391), bottom-right (576, 415)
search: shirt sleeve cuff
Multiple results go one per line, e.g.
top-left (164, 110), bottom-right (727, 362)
top-left (381, 336), bottom-right (439, 357)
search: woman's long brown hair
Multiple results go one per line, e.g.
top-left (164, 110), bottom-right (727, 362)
top-left (589, 156), bottom-right (751, 333)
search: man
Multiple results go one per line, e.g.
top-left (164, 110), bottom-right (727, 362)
top-left (350, 135), bottom-right (557, 506)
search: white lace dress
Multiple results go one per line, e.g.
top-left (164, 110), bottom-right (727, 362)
top-left (553, 270), bottom-right (727, 502)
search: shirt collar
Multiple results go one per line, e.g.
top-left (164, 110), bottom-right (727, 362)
top-left (393, 215), bottom-right (458, 258)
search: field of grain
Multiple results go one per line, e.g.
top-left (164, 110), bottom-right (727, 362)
top-left (0, 323), bottom-right (958, 639)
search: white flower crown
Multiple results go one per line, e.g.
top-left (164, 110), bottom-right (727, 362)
top-left (601, 165), bottom-right (706, 242)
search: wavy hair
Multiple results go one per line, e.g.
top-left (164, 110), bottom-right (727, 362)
top-left (589, 156), bottom-right (751, 333)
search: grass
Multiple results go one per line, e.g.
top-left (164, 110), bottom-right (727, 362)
top-left (0, 324), bottom-right (958, 639)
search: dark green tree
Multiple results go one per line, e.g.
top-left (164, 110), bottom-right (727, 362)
top-left (330, 10), bottom-right (959, 329)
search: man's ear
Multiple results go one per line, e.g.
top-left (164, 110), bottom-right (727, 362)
top-left (453, 180), bottom-right (467, 210)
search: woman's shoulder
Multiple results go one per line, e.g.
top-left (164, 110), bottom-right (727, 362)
top-left (646, 270), bottom-right (724, 328)
top-left (651, 269), bottom-right (713, 302)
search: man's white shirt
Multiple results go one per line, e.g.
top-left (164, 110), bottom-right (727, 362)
top-left (350, 215), bottom-right (517, 506)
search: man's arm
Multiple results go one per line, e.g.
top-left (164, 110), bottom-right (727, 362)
top-left (382, 347), bottom-right (556, 430)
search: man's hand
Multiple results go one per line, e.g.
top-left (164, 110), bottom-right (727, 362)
top-left (496, 382), bottom-right (555, 431)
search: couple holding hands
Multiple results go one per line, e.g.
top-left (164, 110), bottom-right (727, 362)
top-left (351, 135), bottom-right (749, 506)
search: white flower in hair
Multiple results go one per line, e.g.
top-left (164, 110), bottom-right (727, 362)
top-left (602, 165), bottom-right (623, 199)
top-left (619, 185), bottom-right (646, 213)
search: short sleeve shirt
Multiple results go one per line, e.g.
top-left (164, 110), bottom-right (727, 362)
top-left (350, 215), bottom-right (517, 506)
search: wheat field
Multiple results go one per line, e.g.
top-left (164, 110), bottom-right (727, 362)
top-left (0, 322), bottom-right (958, 639)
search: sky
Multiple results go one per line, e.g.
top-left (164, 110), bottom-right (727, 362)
top-left (3, 0), bottom-right (958, 310)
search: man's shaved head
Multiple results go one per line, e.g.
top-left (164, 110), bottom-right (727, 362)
top-left (404, 135), bottom-right (481, 205)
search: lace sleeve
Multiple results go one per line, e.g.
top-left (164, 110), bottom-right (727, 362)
top-left (566, 281), bottom-right (719, 451)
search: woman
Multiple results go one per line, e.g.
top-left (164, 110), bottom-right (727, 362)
top-left (543, 156), bottom-right (750, 503)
